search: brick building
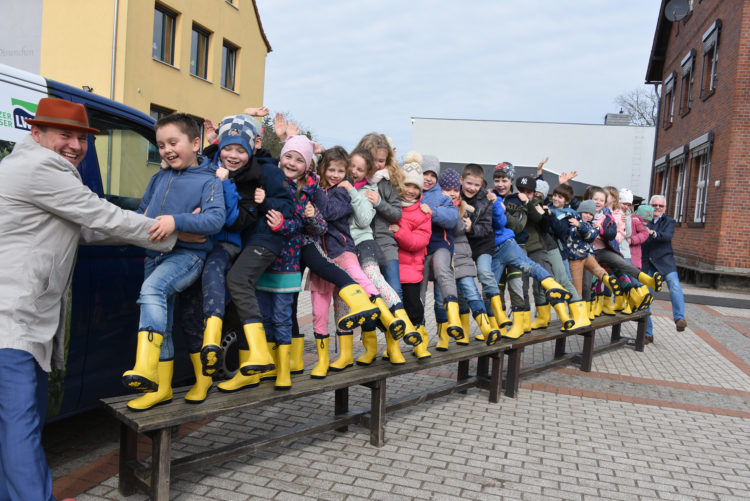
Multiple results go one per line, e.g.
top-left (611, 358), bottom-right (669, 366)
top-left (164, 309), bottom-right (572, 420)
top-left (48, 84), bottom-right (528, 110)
top-left (646, 0), bottom-right (750, 285)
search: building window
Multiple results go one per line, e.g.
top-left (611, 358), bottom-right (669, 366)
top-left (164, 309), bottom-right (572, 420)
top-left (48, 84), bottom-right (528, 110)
top-left (700, 19), bottom-right (721, 99)
top-left (693, 148), bottom-right (711, 223)
top-left (153, 4), bottom-right (177, 65)
top-left (190, 25), bottom-right (210, 79)
top-left (672, 159), bottom-right (686, 222)
top-left (679, 49), bottom-right (695, 115)
top-left (662, 72), bottom-right (676, 128)
top-left (148, 105), bottom-right (173, 163)
top-left (221, 41), bottom-right (238, 90)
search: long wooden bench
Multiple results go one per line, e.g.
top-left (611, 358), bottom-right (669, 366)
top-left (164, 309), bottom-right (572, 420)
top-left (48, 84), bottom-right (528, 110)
top-left (101, 308), bottom-right (648, 500)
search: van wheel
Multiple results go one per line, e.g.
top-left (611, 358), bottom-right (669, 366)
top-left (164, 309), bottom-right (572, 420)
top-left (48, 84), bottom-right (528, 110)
top-left (215, 304), bottom-right (242, 380)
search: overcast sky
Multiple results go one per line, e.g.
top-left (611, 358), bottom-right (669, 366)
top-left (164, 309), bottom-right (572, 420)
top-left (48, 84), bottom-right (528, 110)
top-left (256, 1), bottom-right (661, 156)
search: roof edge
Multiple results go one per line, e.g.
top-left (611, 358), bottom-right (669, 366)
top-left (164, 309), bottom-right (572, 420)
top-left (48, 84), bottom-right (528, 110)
top-left (251, 0), bottom-right (272, 53)
top-left (646, 0), bottom-right (672, 83)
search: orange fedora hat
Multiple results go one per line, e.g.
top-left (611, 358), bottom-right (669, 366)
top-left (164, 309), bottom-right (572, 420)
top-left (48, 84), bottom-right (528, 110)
top-left (25, 97), bottom-right (99, 134)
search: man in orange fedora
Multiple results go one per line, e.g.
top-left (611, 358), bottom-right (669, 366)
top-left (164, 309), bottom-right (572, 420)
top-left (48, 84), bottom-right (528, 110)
top-left (0, 98), bottom-right (177, 500)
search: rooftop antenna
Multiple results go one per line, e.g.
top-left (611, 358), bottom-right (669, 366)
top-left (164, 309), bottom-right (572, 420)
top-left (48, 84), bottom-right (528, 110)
top-left (665, 0), bottom-right (690, 22)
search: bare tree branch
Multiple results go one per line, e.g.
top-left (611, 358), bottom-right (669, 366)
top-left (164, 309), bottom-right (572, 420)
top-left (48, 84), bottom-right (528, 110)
top-left (614, 86), bottom-right (659, 126)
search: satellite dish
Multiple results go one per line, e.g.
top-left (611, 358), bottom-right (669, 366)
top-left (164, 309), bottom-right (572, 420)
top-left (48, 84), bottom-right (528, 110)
top-left (665, 0), bottom-right (690, 22)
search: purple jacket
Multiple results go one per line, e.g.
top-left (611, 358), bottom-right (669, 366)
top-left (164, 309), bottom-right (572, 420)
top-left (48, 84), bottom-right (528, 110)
top-left (316, 183), bottom-right (356, 258)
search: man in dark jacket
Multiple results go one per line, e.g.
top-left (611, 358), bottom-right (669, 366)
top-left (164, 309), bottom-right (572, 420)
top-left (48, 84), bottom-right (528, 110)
top-left (642, 195), bottom-right (687, 341)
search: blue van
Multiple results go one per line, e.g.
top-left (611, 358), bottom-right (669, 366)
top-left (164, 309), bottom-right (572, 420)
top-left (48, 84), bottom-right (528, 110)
top-left (0, 63), bottom-right (242, 420)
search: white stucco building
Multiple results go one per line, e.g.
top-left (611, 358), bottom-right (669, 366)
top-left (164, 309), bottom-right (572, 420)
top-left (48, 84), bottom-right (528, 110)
top-left (411, 116), bottom-right (655, 198)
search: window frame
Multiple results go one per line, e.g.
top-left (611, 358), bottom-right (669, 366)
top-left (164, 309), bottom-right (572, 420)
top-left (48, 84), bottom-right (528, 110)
top-left (153, 4), bottom-right (177, 65)
top-left (147, 105), bottom-right (174, 164)
top-left (190, 24), bottom-right (211, 80)
top-left (699, 19), bottom-right (722, 100)
top-left (679, 49), bottom-right (696, 116)
top-left (662, 72), bottom-right (677, 128)
top-left (221, 40), bottom-right (238, 91)
top-left (672, 156), bottom-right (687, 222)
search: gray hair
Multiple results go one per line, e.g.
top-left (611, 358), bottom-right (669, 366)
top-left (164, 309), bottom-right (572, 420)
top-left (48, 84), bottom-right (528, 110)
top-left (649, 194), bottom-right (666, 205)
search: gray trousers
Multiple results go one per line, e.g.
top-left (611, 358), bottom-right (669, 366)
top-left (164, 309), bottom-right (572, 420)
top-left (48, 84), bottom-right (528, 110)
top-left (420, 247), bottom-right (458, 306)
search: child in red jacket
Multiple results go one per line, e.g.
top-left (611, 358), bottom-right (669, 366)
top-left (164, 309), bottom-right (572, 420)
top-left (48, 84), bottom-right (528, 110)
top-left (389, 152), bottom-right (432, 361)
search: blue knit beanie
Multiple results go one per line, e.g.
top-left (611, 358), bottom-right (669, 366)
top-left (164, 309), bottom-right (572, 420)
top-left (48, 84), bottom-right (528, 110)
top-left (439, 168), bottom-right (461, 190)
top-left (217, 114), bottom-right (259, 159)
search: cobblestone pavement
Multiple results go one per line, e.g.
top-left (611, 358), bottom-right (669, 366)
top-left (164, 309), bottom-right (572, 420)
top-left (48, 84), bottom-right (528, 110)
top-left (45, 287), bottom-right (750, 500)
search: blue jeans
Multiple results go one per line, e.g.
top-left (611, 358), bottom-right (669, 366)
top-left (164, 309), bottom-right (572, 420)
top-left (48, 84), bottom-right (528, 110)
top-left (492, 238), bottom-right (551, 285)
top-left (456, 276), bottom-right (485, 314)
top-left (258, 291), bottom-right (294, 345)
top-left (382, 259), bottom-right (402, 301)
top-left (0, 349), bottom-right (54, 501)
top-left (139, 249), bottom-right (204, 360)
top-left (645, 270), bottom-right (685, 338)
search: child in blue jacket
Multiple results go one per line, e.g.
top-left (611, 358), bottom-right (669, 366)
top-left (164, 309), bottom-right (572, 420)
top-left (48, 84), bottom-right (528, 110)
top-left (122, 113), bottom-right (225, 411)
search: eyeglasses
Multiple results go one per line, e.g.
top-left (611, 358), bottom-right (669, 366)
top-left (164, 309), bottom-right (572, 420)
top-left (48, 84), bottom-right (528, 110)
top-left (652, 204), bottom-right (665, 207)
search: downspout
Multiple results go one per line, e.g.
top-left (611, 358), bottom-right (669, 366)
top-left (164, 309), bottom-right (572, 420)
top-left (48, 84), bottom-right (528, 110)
top-left (106, 0), bottom-right (119, 194)
top-left (648, 82), bottom-right (662, 200)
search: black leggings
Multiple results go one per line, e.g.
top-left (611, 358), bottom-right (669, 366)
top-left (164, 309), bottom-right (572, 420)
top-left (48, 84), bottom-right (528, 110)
top-left (402, 283), bottom-right (424, 326)
top-left (291, 241), bottom-right (357, 337)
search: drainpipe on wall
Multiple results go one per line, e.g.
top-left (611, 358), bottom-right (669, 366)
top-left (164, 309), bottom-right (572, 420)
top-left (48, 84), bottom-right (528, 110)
top-left (648, 82), bottom-right (662, 200)
top-left (106, 0), bottom-right (119, 194)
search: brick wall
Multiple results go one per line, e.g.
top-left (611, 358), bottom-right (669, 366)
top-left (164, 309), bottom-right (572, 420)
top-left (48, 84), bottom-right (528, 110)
top-left (652, 0), bottom-right (750, 274)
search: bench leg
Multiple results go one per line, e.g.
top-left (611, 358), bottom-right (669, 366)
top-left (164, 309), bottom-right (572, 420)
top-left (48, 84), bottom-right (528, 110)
top-left (118, 424), bottom-right (137, 496)
top-left (611, 323), bottom-right (622, 342)
top-left (489, 353), bottom-right (504, 403)
top-left (635, 317), bottom-right (646, 352)
top-left (457, 359), bottom-right (470, 394)
top-left (505, 348), bottom-right (522, 398)
top-left (554, 338), bottom-right (566, 359)
top-left (476, 356), bottom-right (490, 379)
top-left (370, 379), bottom-right (386, 447)
top-left (150, 428), bottom-right (172, 501)
top-left (335, 387), bottom-right (349, 432)
top-left (580, 331), bottom-right (595, 372)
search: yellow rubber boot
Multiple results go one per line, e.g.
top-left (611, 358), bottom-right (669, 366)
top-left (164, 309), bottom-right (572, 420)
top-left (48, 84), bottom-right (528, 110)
top-left (239, 323), bottom-right (275, 376)
top-left (567, 300), bottom-right (592, 332)
top-left (259, 343), bottom-right (278, 382)
top-left (435, 323), bottom-right (450, 351)
top-left (502, 307), bottom-right (528, 339)
top-left (594, 295), bottom-right (604, 317)
top-left (622, 293), bottom-right (633, 314)
top-left (413, 325), bottom-right (431, 359)
top-left (356, 330), bottom-right (379, 366)
top-left (638, 272), bottom-right (663, 292)
top-left (523, 309), bottom-right (532, 333)
top-left (601, 274), bottom-right (623, 297)
top-left (200, 316), bottom-right (223, 376)
top-left (274, 344), bottom-right (292, 390)
top-left (487, 313), bottom-right (500, 332)
top-left (290, 335), bottom-right (305, 375)
top-left (489, 295), bottom-right (512, 328)
top-left (373, 297), bottom-right (405, 340)
top-left (122, 331), bottom-right (163, 393)
top-left (629, 285), bottom-right (653, 311)
top-left (217, 350), bottom-right (260, 393)
top-left (530, 303), bottom-right (551, 330)
top-left (127, 361), bottom-right (173, 411)
top-left (393, 308), bottom-right (421, 346)
top-left (601, 295), bottom-right (617, 316)
top-left (551, 300), bottom-right (574, 330)
top-left (384, 331), bottom-right (406, 365)
top-left (185, 353), bottom-right (212, 404)
top-left (444, 298), bottom-right (464, 340)
top-left (337, 284), bottom-right (380, 330)
top-left (330, 332), bottom-right (354, 371)
top-left (541, 277), bottom-right (572, 302)
top-left (474, 313), bottom-right (501, 345)
top-left (613, 294), bottom-right (627, 312)
top-left (587, 300), bottom-right (596, 320)
top-left (310, 334), bottom-right (330, 379)
top-left (460, 312), bottom-right (472, 343)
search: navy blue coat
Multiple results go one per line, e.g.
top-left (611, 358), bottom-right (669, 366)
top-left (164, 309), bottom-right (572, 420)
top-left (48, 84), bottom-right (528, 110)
top-left (642, 215), bottom-right (677, 275)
